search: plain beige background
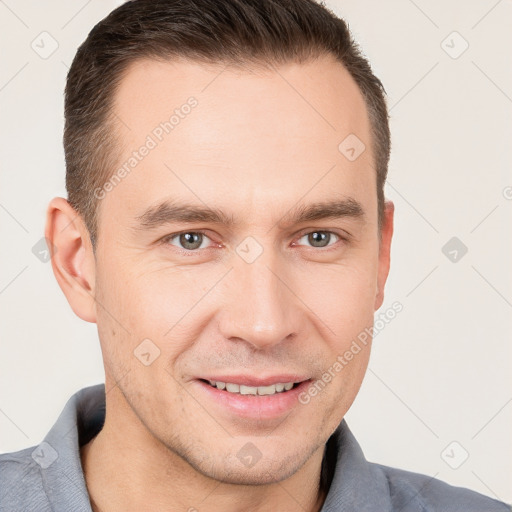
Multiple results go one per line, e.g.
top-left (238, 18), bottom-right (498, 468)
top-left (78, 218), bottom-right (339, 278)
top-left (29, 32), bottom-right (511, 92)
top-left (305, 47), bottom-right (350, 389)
top-left (1, 0), bottom-right (511, 504)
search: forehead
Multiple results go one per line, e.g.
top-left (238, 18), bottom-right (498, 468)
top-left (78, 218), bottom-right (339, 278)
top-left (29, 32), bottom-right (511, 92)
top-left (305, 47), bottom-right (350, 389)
top-left (104, 56), bottom-right (374, 226)
top-left (113, 56), bottom-right (370, 147)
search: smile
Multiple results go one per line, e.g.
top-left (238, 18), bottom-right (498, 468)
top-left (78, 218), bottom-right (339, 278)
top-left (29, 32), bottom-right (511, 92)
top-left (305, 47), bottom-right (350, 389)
top-left (195, 376), bottom-right (312, 419)
top-left (203, 380), bottom-right (300, 395)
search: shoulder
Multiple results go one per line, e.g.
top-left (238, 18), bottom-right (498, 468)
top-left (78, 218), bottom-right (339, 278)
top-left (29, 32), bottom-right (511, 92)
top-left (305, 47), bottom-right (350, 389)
top-left (372, 462), bottom-right (511, 512)
top-left (0, 445), bottom-right (52, 511)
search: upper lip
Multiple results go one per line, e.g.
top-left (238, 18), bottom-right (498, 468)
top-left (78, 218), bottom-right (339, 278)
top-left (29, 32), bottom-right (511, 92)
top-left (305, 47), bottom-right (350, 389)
top-left (197, 375), bottom-right (311, 387)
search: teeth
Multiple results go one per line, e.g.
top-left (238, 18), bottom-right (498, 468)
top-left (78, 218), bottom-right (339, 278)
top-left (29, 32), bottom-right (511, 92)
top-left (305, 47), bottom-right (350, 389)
top-left (240, 385), bottom-right (258, 395)
top-left (257, 385), bottom-right (276, 395)
top-left (226, 383), bottom-right (240, 393)
top-left (207, 380), bottom-right (297, 395)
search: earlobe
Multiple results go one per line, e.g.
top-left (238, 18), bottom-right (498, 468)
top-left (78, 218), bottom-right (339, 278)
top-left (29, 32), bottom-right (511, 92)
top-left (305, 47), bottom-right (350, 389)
top-left (45, 197), bottom-right (97, 323)
top-left (374, 200), bottom-right (394, 310)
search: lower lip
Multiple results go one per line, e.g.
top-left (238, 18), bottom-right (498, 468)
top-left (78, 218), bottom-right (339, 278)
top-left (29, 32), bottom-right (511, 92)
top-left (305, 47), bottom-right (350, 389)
top-left (194, 379), bottom-right (312, 420)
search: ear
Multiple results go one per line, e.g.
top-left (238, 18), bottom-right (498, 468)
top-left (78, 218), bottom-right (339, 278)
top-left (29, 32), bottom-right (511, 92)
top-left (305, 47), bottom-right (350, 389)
top-left (45, 197), bottom-right (97, 323)
top-left (374, 200), bottom-right (394, 310)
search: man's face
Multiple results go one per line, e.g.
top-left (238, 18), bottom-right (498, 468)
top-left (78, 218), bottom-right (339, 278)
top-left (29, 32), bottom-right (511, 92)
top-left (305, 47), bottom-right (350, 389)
top-left (92, 56), bottom-right (391, 484)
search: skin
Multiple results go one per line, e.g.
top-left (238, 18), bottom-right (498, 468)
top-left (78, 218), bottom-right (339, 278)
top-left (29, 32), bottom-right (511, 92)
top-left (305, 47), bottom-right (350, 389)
top-left (46, 55), bottom-right (394, 512)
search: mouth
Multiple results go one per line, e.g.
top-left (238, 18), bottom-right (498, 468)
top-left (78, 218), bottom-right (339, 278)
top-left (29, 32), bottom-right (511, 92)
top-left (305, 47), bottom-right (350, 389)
top-left (199, 379), bottom-right (302, 396)
top-left (193, 376), bottom-right (312, 420)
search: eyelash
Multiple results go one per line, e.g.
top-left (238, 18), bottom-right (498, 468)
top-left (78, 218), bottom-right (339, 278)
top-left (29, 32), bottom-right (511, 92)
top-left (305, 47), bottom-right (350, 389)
top-left (160, 229), bottom-right (347, 255)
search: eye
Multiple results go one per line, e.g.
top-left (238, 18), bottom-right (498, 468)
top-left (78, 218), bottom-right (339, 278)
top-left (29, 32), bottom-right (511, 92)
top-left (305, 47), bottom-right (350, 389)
top-left (295, 230), bottom-right (341, 249)
top-left (164, 231), bottom-right (213, 251)
top-left (161, 229), bottom-right (345, 254)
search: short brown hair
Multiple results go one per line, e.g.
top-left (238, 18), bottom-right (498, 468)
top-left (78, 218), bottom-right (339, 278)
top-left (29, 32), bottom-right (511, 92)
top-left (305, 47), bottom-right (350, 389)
top-left (64, 0), bottom-right (390, 248)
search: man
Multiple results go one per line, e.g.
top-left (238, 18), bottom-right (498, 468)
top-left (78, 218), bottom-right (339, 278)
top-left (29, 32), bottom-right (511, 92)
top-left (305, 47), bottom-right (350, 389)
top-left (0, 0), bottom-right (509, 511)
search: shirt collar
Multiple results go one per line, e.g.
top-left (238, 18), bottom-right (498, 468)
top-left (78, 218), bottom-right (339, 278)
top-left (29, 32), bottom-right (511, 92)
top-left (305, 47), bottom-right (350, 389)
top-left (320, 418), bottom-right (393, 511)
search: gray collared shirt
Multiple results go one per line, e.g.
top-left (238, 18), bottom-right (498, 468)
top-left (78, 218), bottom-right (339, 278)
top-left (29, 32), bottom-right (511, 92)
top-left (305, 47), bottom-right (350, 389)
top-left (1, 384), bottom-right (510, 511)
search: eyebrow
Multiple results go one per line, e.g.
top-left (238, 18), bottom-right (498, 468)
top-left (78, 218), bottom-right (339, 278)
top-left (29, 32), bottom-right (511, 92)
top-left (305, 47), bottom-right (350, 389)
top-left (134, 197), bottom-right (365, 231)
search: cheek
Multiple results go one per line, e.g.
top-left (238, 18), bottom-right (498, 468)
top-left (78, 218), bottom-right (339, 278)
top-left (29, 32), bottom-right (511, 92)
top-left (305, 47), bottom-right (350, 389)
top-left (95, 257), bottom-right (217, 359)
top-left (294, 256), bottom-right (379, 344)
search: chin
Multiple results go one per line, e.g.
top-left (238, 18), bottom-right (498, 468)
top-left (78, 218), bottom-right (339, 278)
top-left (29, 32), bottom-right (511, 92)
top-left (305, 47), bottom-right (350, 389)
top-left (205, 460), bottom-right (302, 486)
top-left (179, 442), bottom-right (314, 486)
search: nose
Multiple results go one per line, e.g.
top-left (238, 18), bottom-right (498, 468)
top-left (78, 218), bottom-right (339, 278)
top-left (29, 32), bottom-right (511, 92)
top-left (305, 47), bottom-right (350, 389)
top-left (216, 247), bottom-right (304, 351)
